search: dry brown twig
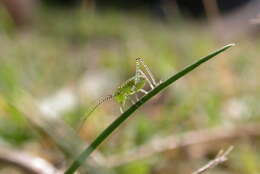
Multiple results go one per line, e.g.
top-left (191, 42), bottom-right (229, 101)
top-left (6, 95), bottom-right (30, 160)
top-left (0, 143), bottom-right (233, 174)
top-left (0, 145), bottom-right (62, 174)
top-left (107, 124), bottom-right (259, 167)
top-left (192, 146), bottom-right (234, 174)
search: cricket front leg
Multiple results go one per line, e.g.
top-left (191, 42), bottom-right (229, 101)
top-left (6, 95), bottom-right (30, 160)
top-left (135, 94), bottom-right (139, 101)
top-left (120, 100), bottom-right (126, 113)
top-left (140, 89), bottom-right (148, 94)
top-left (120, 106), bottom-right (124, 113)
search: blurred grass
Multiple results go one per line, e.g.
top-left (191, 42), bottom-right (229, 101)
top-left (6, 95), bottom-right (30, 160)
top-left (0, 8), bottom-right (260, 174)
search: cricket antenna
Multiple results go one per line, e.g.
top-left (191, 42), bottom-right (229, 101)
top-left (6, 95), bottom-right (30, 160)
top-left (76, 94), bottom-right (113, 132)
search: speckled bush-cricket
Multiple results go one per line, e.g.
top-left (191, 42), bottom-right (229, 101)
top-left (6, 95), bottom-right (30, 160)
top-left (77, 58), bottom-right (160, 131)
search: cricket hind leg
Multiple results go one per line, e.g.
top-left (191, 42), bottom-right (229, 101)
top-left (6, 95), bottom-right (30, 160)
top-left (137, 58), bottom-right (161, 87)
top-left (139, 69), bottom-right (155, 89)
top-left (135, 58), bottom-right (155, 90)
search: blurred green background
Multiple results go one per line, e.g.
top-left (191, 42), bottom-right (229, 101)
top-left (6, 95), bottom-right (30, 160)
top-left (0, 0), bottom-right (260, 174)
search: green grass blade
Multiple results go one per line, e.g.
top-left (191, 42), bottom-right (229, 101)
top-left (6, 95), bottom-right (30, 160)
top-left (64, 43), bottom-right (235, 174)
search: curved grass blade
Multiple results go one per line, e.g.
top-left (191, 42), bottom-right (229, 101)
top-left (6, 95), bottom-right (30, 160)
top-left (65, 43), bottom-right (235, 174)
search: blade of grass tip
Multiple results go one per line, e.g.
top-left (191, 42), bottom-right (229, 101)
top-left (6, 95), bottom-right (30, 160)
top-left (64, 43), bottom-right (235, 174)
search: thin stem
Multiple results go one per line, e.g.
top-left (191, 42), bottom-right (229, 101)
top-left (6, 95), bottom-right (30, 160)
top-left (64, 44), bottom-right (235, 174)
top-left (192, 146), bottom-right (234, 174)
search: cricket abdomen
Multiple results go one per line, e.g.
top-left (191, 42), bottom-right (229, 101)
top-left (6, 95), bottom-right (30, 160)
top-left (114, 76), bottom-right (146, 105)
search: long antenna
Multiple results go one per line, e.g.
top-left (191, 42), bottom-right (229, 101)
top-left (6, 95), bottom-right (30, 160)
top-left (76, 95), bottom-right (113, 132)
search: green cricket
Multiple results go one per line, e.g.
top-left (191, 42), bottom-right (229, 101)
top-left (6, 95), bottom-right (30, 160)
top-left (77, 58), bottom-right (160, 131)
